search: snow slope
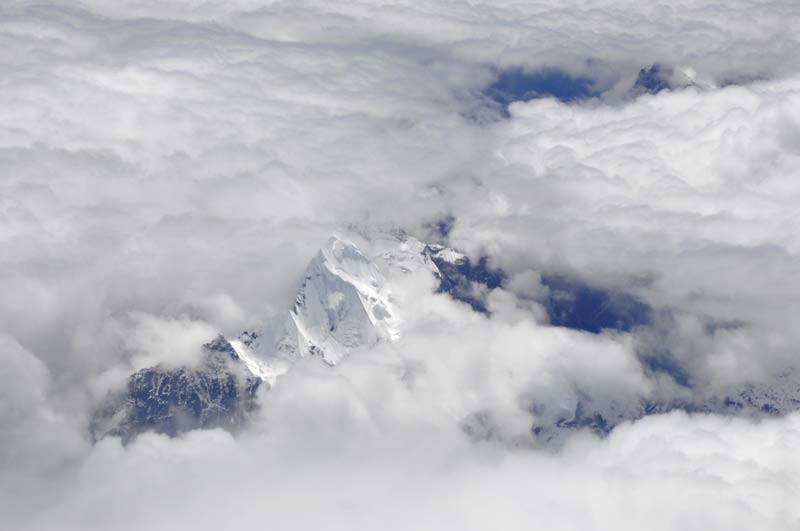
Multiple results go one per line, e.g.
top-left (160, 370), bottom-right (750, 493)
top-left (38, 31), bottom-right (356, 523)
top-left (239, 236), bottom-right (402, 368)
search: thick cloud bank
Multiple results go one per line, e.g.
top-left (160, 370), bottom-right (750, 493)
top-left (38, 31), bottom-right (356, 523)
top-left (2, 1), bottom-right (800, 529)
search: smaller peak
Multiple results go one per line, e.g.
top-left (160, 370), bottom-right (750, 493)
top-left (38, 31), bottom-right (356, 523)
top-left (425, 244), bottom-right (467, 264)
top-left (325, 235), bottom-right (369, 261)
top-left (203, 335), bottom-right (239, 361)
top-left (316, 236), bottom-right (383, 288)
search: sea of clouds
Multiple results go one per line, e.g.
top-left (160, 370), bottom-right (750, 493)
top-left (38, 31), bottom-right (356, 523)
top-left (2, 1), bottom-right (800, 529)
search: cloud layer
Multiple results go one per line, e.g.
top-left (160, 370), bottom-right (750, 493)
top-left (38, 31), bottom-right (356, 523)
top-left (2, 1), bottom-right (800, 529)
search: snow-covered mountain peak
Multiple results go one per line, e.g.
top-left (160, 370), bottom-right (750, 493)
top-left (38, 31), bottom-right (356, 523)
top-left (375, 236), bottom-right (440, 276)
top-left (240, 235), bottom-right (402, 369)
top-left (322, 236), bottom-right (376, 274)
top-left (314, 235), bottom-right (386, 303)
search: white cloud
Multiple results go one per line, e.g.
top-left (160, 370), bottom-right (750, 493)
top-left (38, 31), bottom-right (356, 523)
top-left (437, 81), bottom-right (800, 389)
top-left (122, 312), bottom-right (217, 370)
top-left (9, 408), bottom-right (799, 531)
top-left (1, 1), bottom-right (800, 529)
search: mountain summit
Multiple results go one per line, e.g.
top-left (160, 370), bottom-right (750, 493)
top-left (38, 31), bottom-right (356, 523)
top-left (238, 236), bottom-right (401, 371)
top-left (92, 234), bottom-right (800, 444)
top-left (92, 235), bottom-right (413, 441)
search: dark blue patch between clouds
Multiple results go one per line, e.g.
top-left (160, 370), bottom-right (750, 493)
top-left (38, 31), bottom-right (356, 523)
top-left (641, 350), bottom-right (691, 387)
top-left (540, 275), bottom-right (651, 334)
top-left (428, 247), bottom-right (651, 334)
top-left (428, 249), bottom-right (694, 392)
top-left (429, 252), bottom-right (504, 314)
top-left (633, 64), bottom-right (673, 94)
top-left (435, 215), bottom-right (455, 238)
top-left (481, 64), bottom-right (682, 120)
top-left (484, 68), bottom-right (599, 116)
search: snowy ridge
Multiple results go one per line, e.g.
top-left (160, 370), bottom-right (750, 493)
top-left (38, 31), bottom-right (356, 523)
top-left (425, 244), bottom-right (466, 265)
top-left (376, 237), bottom-right (441, 275)
top-left (238, 236), bottom-right (402, 369)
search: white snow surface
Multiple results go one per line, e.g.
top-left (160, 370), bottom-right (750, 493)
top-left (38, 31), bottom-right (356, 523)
top-left (235, 235), bottom-right (415, 373)
top-left (426, 245), bottom-right (466, 264)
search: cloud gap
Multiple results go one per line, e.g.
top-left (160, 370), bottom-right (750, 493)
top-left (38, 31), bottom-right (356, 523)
top-left (540, 275), bottom-right (652, 334)
top-left (482, 68), bottom-right (600, 117)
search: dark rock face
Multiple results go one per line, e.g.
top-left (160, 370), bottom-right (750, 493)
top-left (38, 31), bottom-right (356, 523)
top-left (526, 374), bottom-right (800, 447)
top-left (528, 399), bottom-right (626, 446)
top-left (425, 246), bottom-right (505, 314)
top-left (699, 377), bottom-right (800, 417)
top-left (91, 336), bottom-right (261, 443)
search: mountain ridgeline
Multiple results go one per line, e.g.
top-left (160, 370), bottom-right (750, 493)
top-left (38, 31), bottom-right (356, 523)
top-left (92, 234), bottom-right (800, 445)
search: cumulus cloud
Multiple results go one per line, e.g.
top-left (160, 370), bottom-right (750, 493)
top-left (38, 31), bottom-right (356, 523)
top-left (1, 0), bottom-right (800, 529)
top-left (447, 81), bottom-right (800, 388)
top-left (9, 408), bottom-right (800, 531)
